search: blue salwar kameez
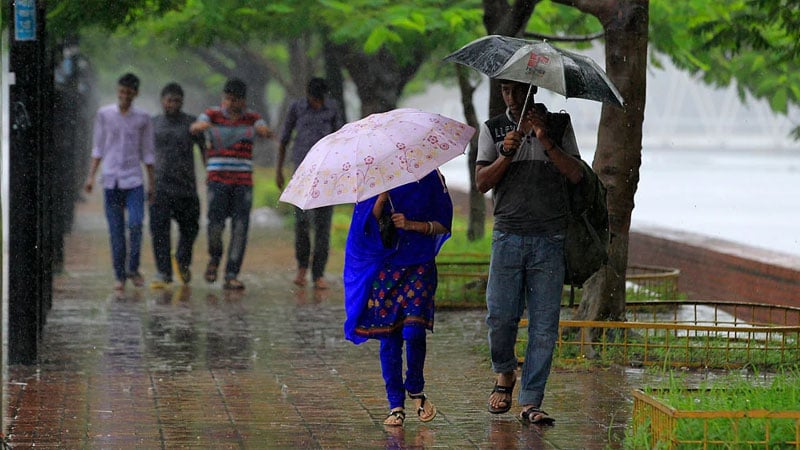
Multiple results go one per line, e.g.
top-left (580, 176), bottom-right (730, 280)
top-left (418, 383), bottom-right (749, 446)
top-left (343, 170), bottom-right (453, 409)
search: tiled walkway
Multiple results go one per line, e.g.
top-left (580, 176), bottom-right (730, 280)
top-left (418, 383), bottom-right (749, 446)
top-left (2, 199), bottom-right (653, 449)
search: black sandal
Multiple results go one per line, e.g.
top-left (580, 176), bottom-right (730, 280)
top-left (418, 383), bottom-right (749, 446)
top-left (408, 392), bottom-right (437, 422)
top-left (204, 263), bottom-right (218, 283)
top-left (488, 382), bottom-right (514, 414)
top-left (383, 408), bottom-right (406, 426)
top-left (519, 406), bottom-right (555, 426)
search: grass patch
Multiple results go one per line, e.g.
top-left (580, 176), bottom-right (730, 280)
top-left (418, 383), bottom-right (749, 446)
top-left (627, 369), bottom-right (800, 448)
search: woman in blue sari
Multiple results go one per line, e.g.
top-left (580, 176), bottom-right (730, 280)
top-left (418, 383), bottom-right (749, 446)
top-left (343, 169), bottom-right (453, 427)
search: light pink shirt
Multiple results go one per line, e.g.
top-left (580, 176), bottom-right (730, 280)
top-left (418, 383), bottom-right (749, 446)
top-left (91, 103), bottom-right (155, 190)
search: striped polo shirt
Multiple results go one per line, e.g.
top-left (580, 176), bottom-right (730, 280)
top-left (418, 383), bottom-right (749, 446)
top-left (200, 107), bottom-right (267, 185)
top-left (476, 109), bottom-right (581, 235)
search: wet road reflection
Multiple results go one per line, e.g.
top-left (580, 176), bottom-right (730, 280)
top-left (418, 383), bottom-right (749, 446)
top-left (2, 201), bottom-right (683, 448)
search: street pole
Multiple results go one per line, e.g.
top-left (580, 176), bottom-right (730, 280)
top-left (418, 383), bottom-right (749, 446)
top-left (7, 0), bottom-right (48, 364)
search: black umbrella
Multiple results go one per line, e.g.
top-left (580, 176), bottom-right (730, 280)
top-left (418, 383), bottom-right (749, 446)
top-left (444, 35), bottom-right (624, 108)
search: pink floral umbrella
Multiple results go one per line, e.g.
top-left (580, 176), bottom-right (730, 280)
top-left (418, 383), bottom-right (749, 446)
top-left (279, 108), bottom-right (475, 210)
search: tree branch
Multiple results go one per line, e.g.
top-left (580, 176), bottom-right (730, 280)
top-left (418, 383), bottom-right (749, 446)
top-left (190, 47), bottom-right (236, 79)
top-left (551, 0), bottom-right (613, 18)
top-left (483, 0), bottom-right (540, 35)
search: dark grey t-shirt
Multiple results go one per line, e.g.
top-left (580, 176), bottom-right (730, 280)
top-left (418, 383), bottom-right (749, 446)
top-left (279, 98), bottom-right (345, 167)
top-left (476, 109), bottom-right (580, 236)
top-left (152, 112), bottom-right (202, 198)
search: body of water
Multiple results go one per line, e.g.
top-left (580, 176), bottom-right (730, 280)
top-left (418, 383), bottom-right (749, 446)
top-left (436, 147), bottom-right (800, 258)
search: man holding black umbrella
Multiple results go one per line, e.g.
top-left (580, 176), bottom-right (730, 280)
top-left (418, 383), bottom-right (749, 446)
top-left (476, 79), bottom-right (584, 425)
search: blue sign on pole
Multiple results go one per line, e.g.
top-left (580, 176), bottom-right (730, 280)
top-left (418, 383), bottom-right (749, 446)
top-left (15, 0), bottom-right (37, 41)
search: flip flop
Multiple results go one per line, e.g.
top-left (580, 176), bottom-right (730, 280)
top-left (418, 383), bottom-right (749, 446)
top-left (383, 408), bottom-right (406, 427)
top-left (487, 382), bottom-right (514, 414)
top-left (408, 392), bottom-right (437, 422)
top-left (519, 406), bottom-right (555, 426)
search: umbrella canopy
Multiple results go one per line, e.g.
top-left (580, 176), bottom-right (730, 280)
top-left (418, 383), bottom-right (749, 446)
top-left (279, 108), bottom-right (475, 210)
top-left (444, 35), bottom-right (624, 107)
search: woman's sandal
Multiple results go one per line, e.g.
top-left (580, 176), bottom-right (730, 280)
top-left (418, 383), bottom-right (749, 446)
top-left (383, 407), bottom-right (406, 426)
top-left (488, 381), bottom-right (515, 414)
top-left (519, 406), bottom-right (555, 426)
top-left (408, 393), bottom-right (437, 422)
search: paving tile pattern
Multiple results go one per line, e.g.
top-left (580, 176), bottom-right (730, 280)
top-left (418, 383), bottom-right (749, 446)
top-left (1, 202), bottom-right (660, 449)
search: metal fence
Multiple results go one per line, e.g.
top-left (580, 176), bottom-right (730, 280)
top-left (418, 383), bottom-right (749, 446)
top-left (436, 253), bottom-right (489, 309)
top-left (436, 256), bottom-right (681, 309)
top-left (632, 388), bottom-right (800, 449)
top-left (518, 301), bottom-right (800, 370)
top-left (626, 265), bottom-right (680, 301)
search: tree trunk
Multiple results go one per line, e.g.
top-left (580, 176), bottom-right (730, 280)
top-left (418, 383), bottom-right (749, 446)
top-left (574, 1), bottom-right (649, 321)
top-left (337, 46), bottom-right (424, 116)
top-left (323, 33), bottom-right (348, 123)
top-left (482, 0), bottom-right (541, 117)
top-left (455, 66), bottom-right (486, 240)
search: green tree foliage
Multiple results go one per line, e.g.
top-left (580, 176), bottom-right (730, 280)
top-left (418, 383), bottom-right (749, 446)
top-left (650, 0), bottom-right (800, 134)
top-left (317, 0), bottom-right (482, 59)
top-left (46, 0), bottom-right (185, 37)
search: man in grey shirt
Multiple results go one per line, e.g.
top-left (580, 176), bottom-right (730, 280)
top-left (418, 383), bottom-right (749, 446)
top-left (276, 78), bottom-right (345, 290)
top-left (476, 80), bottom-right (584, 425)
top-left (149, 82), bottom-right (205, 287)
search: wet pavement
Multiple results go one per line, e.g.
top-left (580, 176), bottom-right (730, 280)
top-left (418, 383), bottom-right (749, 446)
top-left (2, 198), bottom-right (659, 449)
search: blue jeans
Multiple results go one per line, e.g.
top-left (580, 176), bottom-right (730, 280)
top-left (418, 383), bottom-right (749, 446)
top-left (207, 182), bottom-right (252, 280)
top-left (485, 230), bottom-right (565, 408)
top-left (293, 206), bottom-right (333, 280)
top-left (379, 327), bottom-right (427, 409)
top-left (103, 185), bottom-right (145, 282)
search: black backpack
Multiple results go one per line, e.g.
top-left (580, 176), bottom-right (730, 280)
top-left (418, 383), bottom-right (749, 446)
top-left (523, 110), bottom-right (610, 295)
top-left (563, 159), bottom-right (610, 303)
top-left (484, 108), bottom-right (609, 300)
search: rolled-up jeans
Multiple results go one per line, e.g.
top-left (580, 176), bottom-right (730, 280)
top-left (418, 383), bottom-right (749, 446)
top-left (485, 230), bottom-right (565, 408)
top-left (207, 182), bottom-right (252, 280)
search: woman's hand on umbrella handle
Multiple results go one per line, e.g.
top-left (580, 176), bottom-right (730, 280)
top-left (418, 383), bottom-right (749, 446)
top-left (391, 213), bottom-right (408, 230)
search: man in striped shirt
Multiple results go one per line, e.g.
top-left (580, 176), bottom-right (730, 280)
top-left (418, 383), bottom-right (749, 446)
top-left (190, 78), bottom-right (273, 290)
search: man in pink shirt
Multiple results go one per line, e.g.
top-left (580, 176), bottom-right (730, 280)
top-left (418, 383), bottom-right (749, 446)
top-left (84, 73), bottom-right (155, 292)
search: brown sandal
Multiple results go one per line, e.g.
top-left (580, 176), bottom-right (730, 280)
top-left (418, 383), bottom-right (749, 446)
top-left (408, 392), bottom-right (437, 422)
top-left (383, 408), bottom-right (405, 427)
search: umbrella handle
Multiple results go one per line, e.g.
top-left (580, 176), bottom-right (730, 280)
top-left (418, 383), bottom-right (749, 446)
top-left (387, 193), bottom-right (395, 213)
top-left (516, 82), bottom-right (536, 131)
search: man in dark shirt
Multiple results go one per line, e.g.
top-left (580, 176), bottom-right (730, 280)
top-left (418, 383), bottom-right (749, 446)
top-left (276, 78), bottom-right (345, 290)
top-left (149, 82), bottom-right (205, 288)
top-left (476, 80), bottom-right (584, 425)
